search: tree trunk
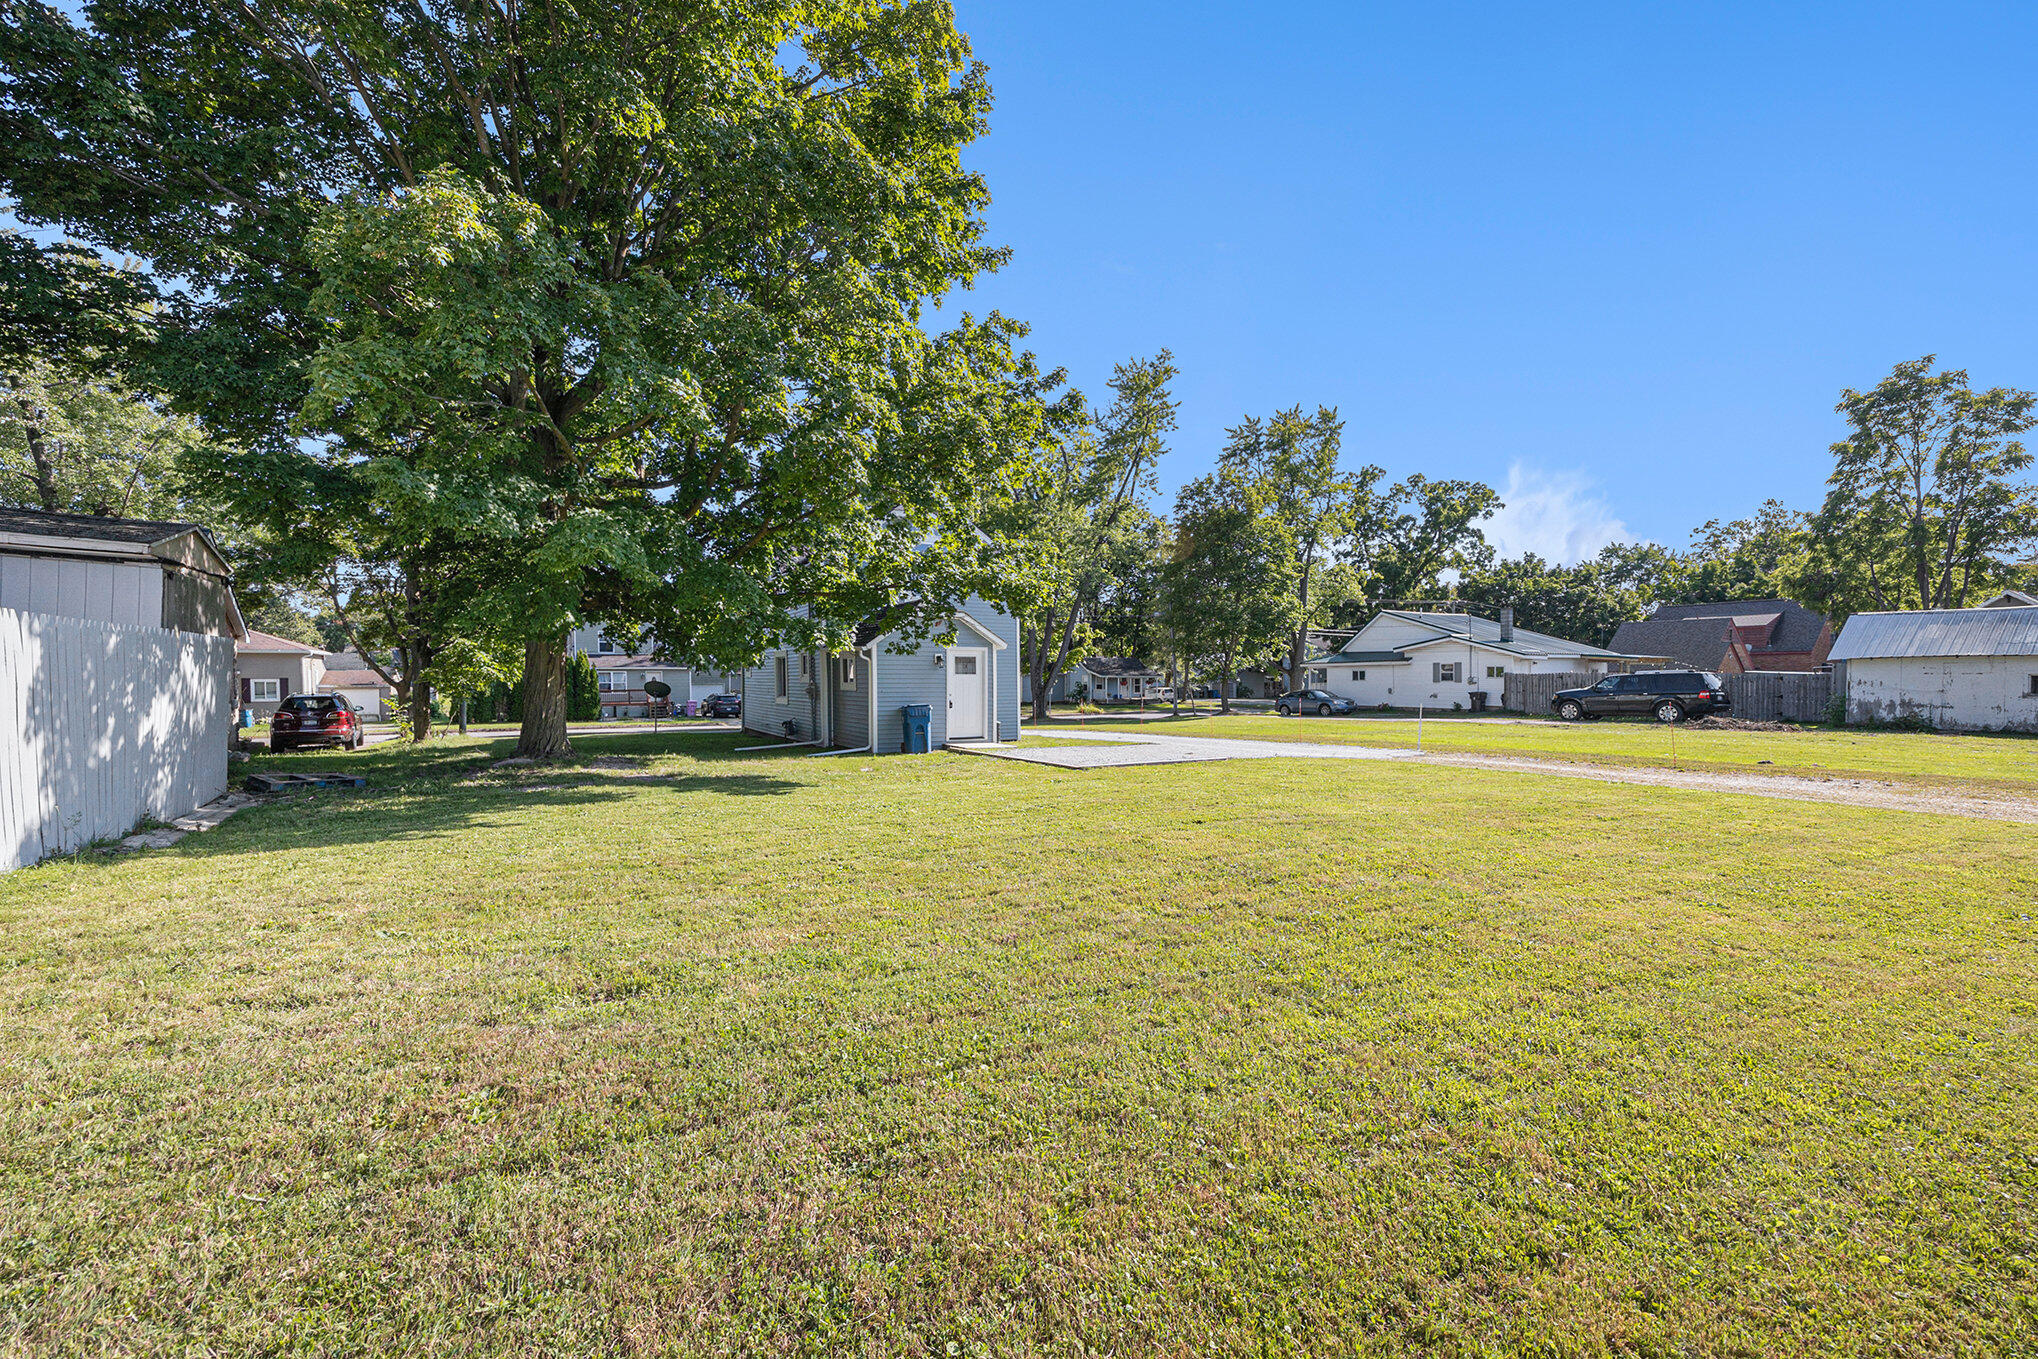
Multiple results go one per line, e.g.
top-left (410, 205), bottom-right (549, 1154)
top-left (1219, 649), bottom-right (1234, 714)
top-left (407, 680), bottom-right (434, 743)
top-left (10, 390), bottom-right (59, 510)
top-left (517, 635), bottom-right (573, 759)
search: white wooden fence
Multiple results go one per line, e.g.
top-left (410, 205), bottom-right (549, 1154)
top-left (1502, 669), bottom-right (1834, 723)
top-left (1, 607), bottom-right (234, 871)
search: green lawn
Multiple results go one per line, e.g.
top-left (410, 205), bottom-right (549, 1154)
top-left (1, 734), bottom-right (2033, 1355)
top-left (1047, 710), bottom-right (2038, 794)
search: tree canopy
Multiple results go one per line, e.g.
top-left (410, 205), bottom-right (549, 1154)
top-left (2, 0), bottom-right (1039, 755)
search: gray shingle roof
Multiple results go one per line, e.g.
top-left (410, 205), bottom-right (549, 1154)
top-left (1376, 610), bottom-right (1627, 659)
top-left (1080, 656), bottom-right (1162, 677)
top-left (1316, 649), bottom-right (1410, 664)
top-left (1608, 617), bottom-right (1738, 669)
top-left (1644, 598), bottom-right (1827, 654)
top-left (0, 505), bottom-right (203, 546)
top-left (1829, 606), bottom-right (2038, 661)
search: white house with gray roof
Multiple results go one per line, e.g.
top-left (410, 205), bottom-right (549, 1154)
top-left (1306, 608), bottom-right (1627, 710)
top-left (1829, 602), bottom-right (2038, 732)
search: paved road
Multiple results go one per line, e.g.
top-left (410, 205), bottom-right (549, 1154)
top-left (968, 729), bottom-right (1417, 769)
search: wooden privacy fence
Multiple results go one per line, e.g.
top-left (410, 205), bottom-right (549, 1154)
top-left (1725, 670), bottom-right (1834, 723)
top-left (1502, 671), bottom-right (1590, 716)
top-left (1501, 669), bottom-right (1833, 723)
top-left (1, 606), bottom-right (234, 871)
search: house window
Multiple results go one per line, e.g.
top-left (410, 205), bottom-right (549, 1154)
top-left (839, 654), bottom-right (859, 690)
top-left (1351, 670), bottom-right (1365, 681)
top-left (598, 671), bottom-right (624, 691)
top-left (1309, 668), bottom-right (1327, 684)
top-left (774, 655), bottom-right (789, 701)
top-left (1487, 665), bottom-right (1507, 679)
top-left (249, 678), bottom-right (281, 703)
top-left (2029, 674), bottom-right (2038, 696)
top-left (599, 636), bottom-right (618, 654)
top-left (1432, 662), bottom-right (1463, 683)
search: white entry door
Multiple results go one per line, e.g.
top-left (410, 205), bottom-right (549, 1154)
top-left (947, 648), bottom-right (987, 740)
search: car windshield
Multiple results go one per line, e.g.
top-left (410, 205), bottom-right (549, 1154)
top-left (1592, 677), bottom-right (1618, 691)
top-left (1703, 673), bottom-right (1724, 688)
top-left (280, 696), bottom-right (341, 714)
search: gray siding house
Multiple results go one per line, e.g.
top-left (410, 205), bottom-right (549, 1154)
top-left (741, 596), bottom-right (1021, 752)
top-left (234, 630), bottom-right (329, 718)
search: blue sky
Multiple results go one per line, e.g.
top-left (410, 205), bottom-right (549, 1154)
top-left (939, 2), bottom-right (2038, 561)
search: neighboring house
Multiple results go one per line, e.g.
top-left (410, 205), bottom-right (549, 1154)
top-left (1023, 656), bottom-right (1166, 704)
top-left (317, 652), bottom-right (396, 719)
top-left (1307, 608), bottom-right (1627, 708)
top-left (1239, 629), bottom-right (1362, 698)
top-left (234, 630), bottom-right (328, 718)
top-left (1610, 599), bottom-right (1833, 674)
top-left (1980, 589), bottom-right (2038, 608)
top-left (740, 596), bottom-right (1020, 751)
top-left (0, 507), bottom-right (245, 871)
top-left (1829, 604), bottom-right (2038, 732)
top-left (566, 624), bottom-right (740, 714)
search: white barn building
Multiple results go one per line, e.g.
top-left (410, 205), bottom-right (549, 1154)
top-left (1829, 602), bottom-right (2038, 732)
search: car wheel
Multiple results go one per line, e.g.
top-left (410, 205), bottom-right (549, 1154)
top-left (272, 737), bottom-right (290, 753)
top-left (1556, 700), bottom-right (1582, 722)
top-left (1654, 700), bottom-right (1684, 723)
top-left (1317, 703), bottom-right (1331, 716)
top-left (1276, 704), bottom-right (1291, 716)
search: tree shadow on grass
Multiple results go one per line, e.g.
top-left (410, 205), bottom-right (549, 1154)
top-left (162, 732), bottom-right (805, 859)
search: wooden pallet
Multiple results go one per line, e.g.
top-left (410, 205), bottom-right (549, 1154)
top-left (244, 772), bottom-right (369, 793)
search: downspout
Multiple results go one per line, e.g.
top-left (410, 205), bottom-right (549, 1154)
top-left (809, 642), bottom-right (877, 756)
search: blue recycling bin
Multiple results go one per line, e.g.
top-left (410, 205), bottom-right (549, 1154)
top-left (900, 703), bottom-right (932, 754)
top-left (239, 707), bottom-right (255, 729)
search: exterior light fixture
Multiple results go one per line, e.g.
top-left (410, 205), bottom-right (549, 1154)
top-left (934, 653), bottom-right (945, 667)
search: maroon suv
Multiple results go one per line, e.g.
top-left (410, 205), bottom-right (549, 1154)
top-left (270, 694), bottom-right (365, 752)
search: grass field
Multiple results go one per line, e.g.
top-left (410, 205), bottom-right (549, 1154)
top-left (1050, 710), bottom-right (2038, 794)
top-left (1, 733), bottom-right (2033, 1355)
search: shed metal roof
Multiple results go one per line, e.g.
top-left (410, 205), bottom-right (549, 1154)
top-left (1828, 606), bottom-right (2038, 661)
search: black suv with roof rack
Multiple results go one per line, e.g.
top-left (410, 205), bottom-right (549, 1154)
top-left (1551, 671), bottom-right (1730, 723)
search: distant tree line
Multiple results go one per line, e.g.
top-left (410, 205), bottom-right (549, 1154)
top-left (1016, 354), bottom-right (2037, 711)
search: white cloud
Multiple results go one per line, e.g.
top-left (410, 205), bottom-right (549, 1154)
top-left (1480, 462), bottom-right (1631, 565)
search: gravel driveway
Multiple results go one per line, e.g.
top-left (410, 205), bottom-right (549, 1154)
top-left (971, 729), bottom-right (2038, 824)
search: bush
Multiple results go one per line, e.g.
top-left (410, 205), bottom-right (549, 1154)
top-left (1824, 693), bottom-right (1848, 727)
top-left (567, 653), bottom-right (601, 721)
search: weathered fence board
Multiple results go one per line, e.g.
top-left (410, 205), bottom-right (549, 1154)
top-left (1, 607), bottom-right (233, 871)
top-left (1725, 670), bottom-right (1833, 723)
top-left (1503, 667), bottom-right (1833, 722)
top-left (1502, 671), bottom-right (1593, 715)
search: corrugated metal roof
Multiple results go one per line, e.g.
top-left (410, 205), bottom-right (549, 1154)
top-left (1828, 606), bottom-right (2038, 660)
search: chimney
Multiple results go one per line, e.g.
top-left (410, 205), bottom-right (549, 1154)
top-left (1499, 607), bottom-right (1514, 642)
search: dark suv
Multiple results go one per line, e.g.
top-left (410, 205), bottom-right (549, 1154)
top-left (1552, 671), bottom-right (1729, 724)
top-left (701, 692), bottom-right (741, 718)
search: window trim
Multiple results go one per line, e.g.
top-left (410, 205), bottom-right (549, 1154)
top-left (249, 677), bottom-right (281, 703)
top-left (839, 654), bottom-right (859, 690)
top-left (774, 654), bottom-right (789, 701)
